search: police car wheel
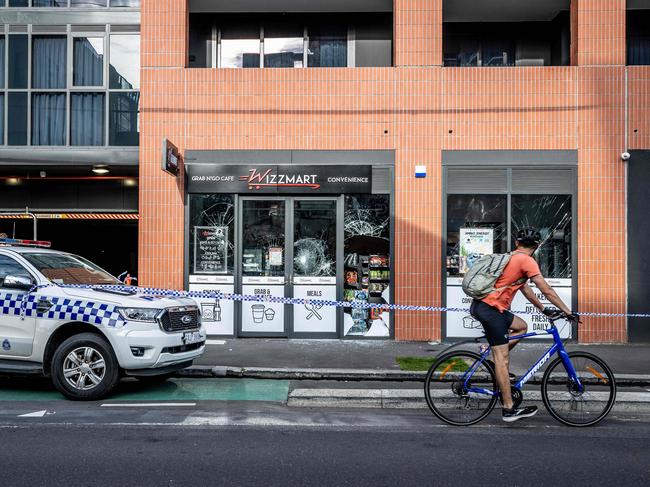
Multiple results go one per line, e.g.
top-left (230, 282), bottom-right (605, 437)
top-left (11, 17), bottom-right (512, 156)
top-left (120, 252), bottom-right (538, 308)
top-left (51, 333), bottom-right (120, 401)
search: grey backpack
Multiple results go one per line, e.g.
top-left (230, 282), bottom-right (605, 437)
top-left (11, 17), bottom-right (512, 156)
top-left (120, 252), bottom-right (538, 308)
top-left (461, 253), bottom-right (520, 299)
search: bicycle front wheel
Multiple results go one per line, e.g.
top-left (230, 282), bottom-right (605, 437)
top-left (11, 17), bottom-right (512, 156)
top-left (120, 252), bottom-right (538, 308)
top-left (541, 351), bottom-right (616, 427)
top-left (424, 351), bottom-right (498, 426)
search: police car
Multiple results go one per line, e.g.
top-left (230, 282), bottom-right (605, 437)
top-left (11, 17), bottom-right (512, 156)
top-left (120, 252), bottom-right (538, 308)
top-left (0, 238), bottom-right (206, 400)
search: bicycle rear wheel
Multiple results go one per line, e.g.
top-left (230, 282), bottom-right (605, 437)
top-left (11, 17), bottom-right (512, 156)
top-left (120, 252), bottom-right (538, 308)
top-left (424, 351), bottom-right (498, 426)
top-left (541, 351), bottom-right (616, 427)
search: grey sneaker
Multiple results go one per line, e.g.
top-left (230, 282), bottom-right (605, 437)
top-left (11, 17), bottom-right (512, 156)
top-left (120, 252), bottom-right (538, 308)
top-left (502, 405), bottom-right (538, 422)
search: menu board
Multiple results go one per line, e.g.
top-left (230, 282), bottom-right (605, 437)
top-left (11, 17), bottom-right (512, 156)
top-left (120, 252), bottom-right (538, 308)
top-left (193, 226), bottom-right (228, 274)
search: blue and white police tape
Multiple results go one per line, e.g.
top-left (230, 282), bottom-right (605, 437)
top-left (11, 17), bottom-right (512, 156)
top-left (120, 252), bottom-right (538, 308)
top-left (18, 282), bottom-right (650, 319)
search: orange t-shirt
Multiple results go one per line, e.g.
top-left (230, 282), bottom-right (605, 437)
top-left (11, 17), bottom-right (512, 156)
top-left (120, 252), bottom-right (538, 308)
top-left (481, 252), bottom-right (541, 313)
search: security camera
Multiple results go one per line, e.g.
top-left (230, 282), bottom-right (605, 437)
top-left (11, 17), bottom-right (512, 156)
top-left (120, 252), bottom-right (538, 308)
top-left (621, 151), bottom-right (631, 161)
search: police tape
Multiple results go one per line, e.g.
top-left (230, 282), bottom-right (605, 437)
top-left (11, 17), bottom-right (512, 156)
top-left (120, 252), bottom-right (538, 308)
top-left (22, 282), bottom-right (650, 319)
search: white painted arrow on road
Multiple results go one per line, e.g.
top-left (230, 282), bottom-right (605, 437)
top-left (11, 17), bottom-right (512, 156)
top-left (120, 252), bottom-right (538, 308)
top-left (18, 410), bottom-right (54, 418)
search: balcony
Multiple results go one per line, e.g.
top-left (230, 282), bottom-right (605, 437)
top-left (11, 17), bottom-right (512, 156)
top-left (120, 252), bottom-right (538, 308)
top-left (188, 0), bottom-right (393, 68)
top-left (443, 0), bottom-right (571, 67)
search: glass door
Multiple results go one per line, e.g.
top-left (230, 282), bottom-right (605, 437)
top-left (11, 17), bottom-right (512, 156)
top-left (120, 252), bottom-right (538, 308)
top-left (291, 199), bottom-right (339, 335)
top-left (240, 199), bottom-right (287, 334)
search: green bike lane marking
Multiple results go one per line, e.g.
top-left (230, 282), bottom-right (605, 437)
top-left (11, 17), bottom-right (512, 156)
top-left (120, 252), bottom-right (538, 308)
top-left (0, 379), bottom-right (290, 403)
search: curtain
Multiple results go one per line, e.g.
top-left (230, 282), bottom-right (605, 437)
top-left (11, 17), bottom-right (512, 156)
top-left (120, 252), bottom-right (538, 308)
top-left (0, 95), bottom-right (4, 144)
top-left (32, 93), bottom-right (66, 146)
top-left (73, 38), bottom-right (104, 86)
top-left (309, 26), bottom-right (346, 67)
top-left (0, 37), bottom-right (4, 89)
top-left (71, 93), bottom-right (105, 146)
top-left (33, 36), bottom-right (66, 89)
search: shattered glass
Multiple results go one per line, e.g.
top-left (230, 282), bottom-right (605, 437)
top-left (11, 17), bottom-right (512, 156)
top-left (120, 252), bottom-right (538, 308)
top-left (189, 194), bottom-right (235, 275)
top-left (447, 195), bottom-right (507, 277)
top-left (512, 195), bottom-right (572, 279)
top-left (294, 200), bottom-right (336, 277)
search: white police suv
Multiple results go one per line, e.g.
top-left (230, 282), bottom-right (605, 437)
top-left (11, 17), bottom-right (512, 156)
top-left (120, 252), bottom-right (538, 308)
top-left (0, 238), bottom-right (206, 400)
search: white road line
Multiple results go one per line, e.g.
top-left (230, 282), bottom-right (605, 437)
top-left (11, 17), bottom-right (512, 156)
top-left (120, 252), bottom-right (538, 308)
top-left (205, 339), bottom-right (226, 345)
top-left (100, 403), bottom-right (197, 408)
top-left (18, 410), bottom-right (49, 418)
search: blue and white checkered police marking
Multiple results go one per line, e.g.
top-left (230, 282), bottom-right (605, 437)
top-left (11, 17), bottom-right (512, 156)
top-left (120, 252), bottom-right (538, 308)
top-left (0, 291), bottom-right (126, 328)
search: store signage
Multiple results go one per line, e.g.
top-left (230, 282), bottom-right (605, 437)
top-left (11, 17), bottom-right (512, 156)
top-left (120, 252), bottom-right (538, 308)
top-left (162, 139), bottom-right (180, 176)
top-left (186, 165), bottom-right (372, 194)
top-left (193, 226), bottom-right (228, 274)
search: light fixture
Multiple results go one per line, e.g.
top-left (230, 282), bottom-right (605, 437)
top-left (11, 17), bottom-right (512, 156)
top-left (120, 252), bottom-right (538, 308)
top-left (6, 178), bottom-right (21, 186)
top-left (123, 178), bottom-right (137, 187)
top-left (92, 165), bottom-right (110, 175)
top-left (40, 171), bottom-right (47, 178)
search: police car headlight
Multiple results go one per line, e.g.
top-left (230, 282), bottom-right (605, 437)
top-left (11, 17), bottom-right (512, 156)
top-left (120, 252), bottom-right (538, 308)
top-left (117, 307), bottom-right (163, 323)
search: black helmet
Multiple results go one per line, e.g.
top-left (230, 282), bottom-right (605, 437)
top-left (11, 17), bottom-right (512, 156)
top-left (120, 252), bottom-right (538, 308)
top-left (516, 227), bottom-right (542, 247)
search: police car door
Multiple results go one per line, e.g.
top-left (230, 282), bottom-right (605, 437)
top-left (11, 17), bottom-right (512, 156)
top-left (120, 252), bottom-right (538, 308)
top-left (0, 254), bottom-right (37, 357)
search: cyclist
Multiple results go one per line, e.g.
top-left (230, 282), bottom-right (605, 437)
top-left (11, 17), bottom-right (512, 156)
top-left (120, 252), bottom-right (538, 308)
top-left (469, 227), bottom-right (576, 422)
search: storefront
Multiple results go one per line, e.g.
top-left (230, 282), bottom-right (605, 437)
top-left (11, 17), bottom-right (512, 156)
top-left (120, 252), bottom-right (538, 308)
top-left (442, 151), bottom-right (578, 341)
top-left (183, 151), bottom-right (394, 338)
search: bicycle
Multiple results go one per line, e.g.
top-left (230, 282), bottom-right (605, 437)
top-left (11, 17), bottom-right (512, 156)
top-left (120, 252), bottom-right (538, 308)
top-left (424, 314), bottom-right (616, 427)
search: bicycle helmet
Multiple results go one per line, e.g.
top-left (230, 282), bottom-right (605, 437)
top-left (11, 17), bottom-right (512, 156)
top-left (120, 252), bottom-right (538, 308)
top-left (515, 227), bottom-right (542, 247)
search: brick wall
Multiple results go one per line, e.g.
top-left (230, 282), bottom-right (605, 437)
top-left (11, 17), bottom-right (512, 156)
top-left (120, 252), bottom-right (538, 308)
top-left (140, 0), bottom-right (640, 342)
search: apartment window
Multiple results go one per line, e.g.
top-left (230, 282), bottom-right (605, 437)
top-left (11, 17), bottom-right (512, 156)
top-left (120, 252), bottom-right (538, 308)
top-left (32, 93), bottom-right (66, 145)
top-left (109, 34), bottom-right (140, 89)
top-left (73, 36), bottom-right (104, 86)
top-left (33, 1), bottom-right (67, 6)
top-left (443, 1), bottom-right (570, 67)
top-left (189, 13), bottom-right (392, 68)
top-left (0, 27), bottom-right (139, 147)
top-left (32, 35), bottom-right (67, 88)
top-left (71, 92), bottom-right (104, 145)
top-left (264, 21), bottom-right (304, 68)
top-left (307, 19), bottom-right (347, 67)
top-left (70, 0), bottom-right (106, 6)
top-left (627, 9), bottom-right (650, 65)
top-left (8, 92), bottom-right (28, 145)
top-left (8, 35), bottom-right (28, 88)
top-left (220, 22), bottom-right (261, 68)
top-left (110, 0), bottom-right (140, 7)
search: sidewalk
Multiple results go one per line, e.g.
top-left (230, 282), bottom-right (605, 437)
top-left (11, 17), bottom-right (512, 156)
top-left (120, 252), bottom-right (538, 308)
top-left (189, 339), bottom-right (650, 384)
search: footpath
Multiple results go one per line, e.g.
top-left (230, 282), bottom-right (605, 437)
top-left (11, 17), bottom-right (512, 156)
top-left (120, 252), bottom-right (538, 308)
top-left (185, 339), bottom-right (650, 412)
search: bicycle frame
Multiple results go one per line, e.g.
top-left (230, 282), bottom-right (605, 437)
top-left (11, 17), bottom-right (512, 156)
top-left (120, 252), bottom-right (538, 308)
top-left (463, 324), bottom-right (583, 397)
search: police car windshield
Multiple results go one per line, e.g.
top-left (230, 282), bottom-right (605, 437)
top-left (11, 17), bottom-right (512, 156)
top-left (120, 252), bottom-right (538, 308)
top-left (21, 253), bottom-right (120, 286)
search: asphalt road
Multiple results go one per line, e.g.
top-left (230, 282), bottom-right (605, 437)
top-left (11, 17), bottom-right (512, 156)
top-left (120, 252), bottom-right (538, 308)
top-left (0, 400), bottom-right (649, 487)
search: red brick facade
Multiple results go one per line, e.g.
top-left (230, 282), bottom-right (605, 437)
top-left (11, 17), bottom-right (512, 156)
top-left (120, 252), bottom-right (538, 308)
top-left (140, 0), bottom-right (640, 343)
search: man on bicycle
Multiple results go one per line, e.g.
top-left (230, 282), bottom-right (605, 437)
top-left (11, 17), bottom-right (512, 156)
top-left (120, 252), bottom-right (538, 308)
top-left (470, 227), bottom-right (576, 422)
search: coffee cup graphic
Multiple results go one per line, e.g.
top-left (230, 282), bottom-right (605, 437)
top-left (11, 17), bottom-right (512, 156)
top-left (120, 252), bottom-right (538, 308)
top-left (265, 308), bottom-right (275, 320)
top-left (252, 304), bottom-right (265, 323)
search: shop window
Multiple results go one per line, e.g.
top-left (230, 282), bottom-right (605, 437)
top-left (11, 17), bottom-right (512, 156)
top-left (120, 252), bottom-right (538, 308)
top-left (241, 200), bottom-right (285, 277)
top-left (343, 194), bottom-right (391, 337)
top-left (445, 168), bottom-right (574, 339)
top-left (189, 194), bottom-right (235, 276)
top-left (512, 195), bottom-right (572, 279)
top-left (446, 195), bottom-right (507, 277)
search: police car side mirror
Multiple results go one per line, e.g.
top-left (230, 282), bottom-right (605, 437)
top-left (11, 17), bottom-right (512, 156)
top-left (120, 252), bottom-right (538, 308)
top-left (3, 275), bottom-right (33, 291)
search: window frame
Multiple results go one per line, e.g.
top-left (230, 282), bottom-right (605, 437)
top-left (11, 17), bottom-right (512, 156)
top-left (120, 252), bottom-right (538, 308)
top-left (0, 23), bottom-right (139, 147)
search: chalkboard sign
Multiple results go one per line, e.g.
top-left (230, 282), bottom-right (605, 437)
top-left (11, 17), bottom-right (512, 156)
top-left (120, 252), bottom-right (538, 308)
top-left (193, 226), bottom-right (228, 274)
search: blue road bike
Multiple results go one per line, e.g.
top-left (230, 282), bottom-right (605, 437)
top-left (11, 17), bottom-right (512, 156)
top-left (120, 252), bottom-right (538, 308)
top-left (424, 315), bottom-right (616, 427)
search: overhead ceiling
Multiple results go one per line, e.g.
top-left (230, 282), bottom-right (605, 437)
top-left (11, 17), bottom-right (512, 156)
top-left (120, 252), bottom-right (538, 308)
top-left (189, 0), bottom-right (392, 13)
top-left (444, 0), bottom-right (570, 22)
